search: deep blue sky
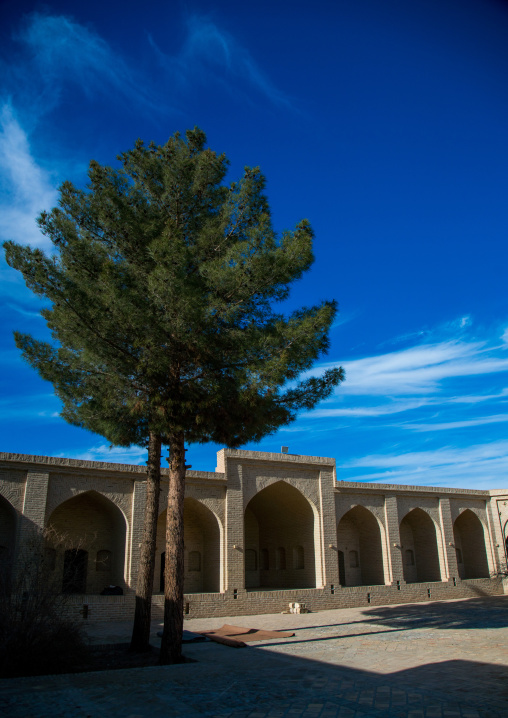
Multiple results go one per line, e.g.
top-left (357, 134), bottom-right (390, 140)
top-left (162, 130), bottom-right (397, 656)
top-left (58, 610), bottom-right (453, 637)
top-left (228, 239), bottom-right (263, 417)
top-left (1, 0), bottom-right (508, 488)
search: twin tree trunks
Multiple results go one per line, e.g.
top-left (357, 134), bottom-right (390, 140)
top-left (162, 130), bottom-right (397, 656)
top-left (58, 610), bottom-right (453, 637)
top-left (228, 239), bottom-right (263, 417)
top-left (5, 129), bottom-right (343, 664)
top-left (130, 431), bottom-right (187, 665)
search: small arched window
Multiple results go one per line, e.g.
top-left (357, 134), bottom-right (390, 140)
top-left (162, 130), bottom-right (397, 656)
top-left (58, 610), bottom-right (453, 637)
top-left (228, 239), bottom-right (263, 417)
top-left (96, 549), bottom-right (112, 572)
top-left (405, 549), bottom-right (415, 566)
top-left (188, 550), bottom-right (201, 572)
top-left (245, 549), bottom-right (257, 571)
top-left (455, 547), bottom-right (463, 564)
top-left (293, 545), bottom-right (304, 570)
top-left (276, 547), bottom-right (286, 570)
top-left (349, 550), bottom-right (359, 568)
top-left (260, 548), bottom-right (269, 571)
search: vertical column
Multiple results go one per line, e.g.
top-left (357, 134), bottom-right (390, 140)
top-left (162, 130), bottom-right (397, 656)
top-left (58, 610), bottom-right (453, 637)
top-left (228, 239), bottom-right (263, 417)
top-left (224, 458), bottom-right (245, 592)
top-left (14, 471), bottom-right (50, 587)
top-left (319, 468), bottom-right (339, 589)
top-left (484, 498), bottom-right (502, 575)
top-left (18, 471), bottom-right (50, 550)
top-left (439, 497), bottom-right (457, 581)
top-left (384, 495), bottom-right (404, 584)
top-left (128, 480), bottom-right (147, 589)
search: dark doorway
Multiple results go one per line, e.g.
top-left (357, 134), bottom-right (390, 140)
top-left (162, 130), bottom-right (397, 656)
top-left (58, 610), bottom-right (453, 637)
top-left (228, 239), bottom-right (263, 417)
top-left (160, 551), bottom-right (165, 592)
top-left (338, 550), bottom-right (346, 586)
top-left (62, 549), bottom-right (88, 593)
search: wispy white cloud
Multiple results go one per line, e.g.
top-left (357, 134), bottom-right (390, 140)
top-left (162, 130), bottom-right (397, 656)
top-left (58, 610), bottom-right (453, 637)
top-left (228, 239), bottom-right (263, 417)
top-left (302, 321), bottom-right (508, 488)
top-left (150, 14), bottom-right (291, 109)
top-left (0, 104), bottom-right (58, 248)
top-left (60, 444), bottom-right (148, 465)
top-left (9, 13), bottom-right (156, 116)
top-left (338, 440), bottom-right (508, 489)
top-left (0, 393), bottom-right (60, 420)
top-left (317, 339), bottom-right (508, 397)
top-left (5, 302), bottom-right (43, 319)
top-left (0, 13), bottom-right (162, 250)
top-left (448, 388), bottom-right (508, 404)
top-left (0, 13), bottom-right (159, 250)
top-left (311, 399), bottom-right (429, 418)
top-left (405, 414), bottom-right (508, 431)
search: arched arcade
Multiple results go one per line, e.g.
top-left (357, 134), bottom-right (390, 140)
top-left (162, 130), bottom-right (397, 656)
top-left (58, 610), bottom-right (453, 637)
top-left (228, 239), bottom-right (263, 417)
top-left (156, 497), bottom-right (222, 594)
top-left (244, 481), bottom-right (318, 590)
top-left (453, 510), bottom-right (489, 579)
top-left (46, 490), bottom-right (127, 594)
top-left (336, 505), bottom-right (386, 587)
top-left (400, 508), bottom-right (442, 583)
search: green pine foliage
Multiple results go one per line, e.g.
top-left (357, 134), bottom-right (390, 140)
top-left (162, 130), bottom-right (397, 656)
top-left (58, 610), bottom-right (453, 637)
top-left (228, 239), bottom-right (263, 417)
top-left (5, 128), bottom-right (343, 449)
top-left (4, 127), bottom-right (344, 662)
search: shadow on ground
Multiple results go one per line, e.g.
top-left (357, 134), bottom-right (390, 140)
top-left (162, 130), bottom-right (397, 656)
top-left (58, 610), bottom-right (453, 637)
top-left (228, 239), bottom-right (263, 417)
top-left (361, 595), bottom-right (508, 631)
top-left (1, 596), bottom-right (507, 717)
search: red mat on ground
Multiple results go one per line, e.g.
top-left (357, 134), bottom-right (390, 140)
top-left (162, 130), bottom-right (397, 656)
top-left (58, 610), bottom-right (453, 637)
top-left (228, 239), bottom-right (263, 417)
top-left (199, 624), bottom-right (295, 646)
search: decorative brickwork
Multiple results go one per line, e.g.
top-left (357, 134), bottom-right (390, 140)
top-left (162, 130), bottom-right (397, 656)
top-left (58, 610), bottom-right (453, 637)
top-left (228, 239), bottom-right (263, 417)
top-left (0, 449), bottom-right (506, 620)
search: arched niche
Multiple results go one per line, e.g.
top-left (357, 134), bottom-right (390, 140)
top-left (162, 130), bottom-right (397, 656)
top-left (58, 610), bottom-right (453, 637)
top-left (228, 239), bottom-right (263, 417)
top-left (0, 494), bottom-right (17, 590)
top-left (156, 498), bottom-right (221, 594)
top-left (453, 510), bottom-right (489, 579)
top-left (46, 490), bottom-right (127, 594)
top-left (400, 508), bottom-right (442, 583)
top-left (244, 481), bottom-right (317, 590)
top-left (336, 506), bottom-right (386, 587)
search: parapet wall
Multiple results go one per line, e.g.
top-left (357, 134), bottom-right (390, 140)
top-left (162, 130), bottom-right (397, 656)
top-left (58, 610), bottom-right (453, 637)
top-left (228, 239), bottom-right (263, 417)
top-left (57, 577), bottom-right (505, 622)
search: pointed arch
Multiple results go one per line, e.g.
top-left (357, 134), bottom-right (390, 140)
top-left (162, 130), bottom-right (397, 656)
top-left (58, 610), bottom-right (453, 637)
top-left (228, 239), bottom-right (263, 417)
top-left (453, 509), bottom-right (489, 579)
top-left (336, 505), bottom-right (386, 586)
top-left (244, 480), bottom-right (318, 589)
top-left (400, 508), bottom-right (442, 583)
top-left (0, 494), bottom-right (17, 590)
top-left (156, 497), bottom-right (222, 594)
top-left (46, 490), bottom-right (127, 594)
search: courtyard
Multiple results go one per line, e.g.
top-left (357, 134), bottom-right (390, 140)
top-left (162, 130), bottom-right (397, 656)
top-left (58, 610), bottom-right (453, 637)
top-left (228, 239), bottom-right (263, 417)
top-left (1, 595), bottom-right (507, 717)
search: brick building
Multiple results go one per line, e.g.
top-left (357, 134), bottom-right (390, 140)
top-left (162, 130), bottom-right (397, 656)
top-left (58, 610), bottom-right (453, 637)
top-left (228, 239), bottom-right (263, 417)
top-left (1, 448), bottom-right (507, 620)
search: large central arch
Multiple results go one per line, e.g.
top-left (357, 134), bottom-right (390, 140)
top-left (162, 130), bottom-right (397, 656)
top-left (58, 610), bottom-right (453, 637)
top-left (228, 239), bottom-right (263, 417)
top-left (244, 481), bottom-right (317, 590)
top-left (46, 490), bottom-right (127, 594)
top-left (400, 508), bottom-right (442, 583)
top-left (336, 506), bottom-right (386, 586)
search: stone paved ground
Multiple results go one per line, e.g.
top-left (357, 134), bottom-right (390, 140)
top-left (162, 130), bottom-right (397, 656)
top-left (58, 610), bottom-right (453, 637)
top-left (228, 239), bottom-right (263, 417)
top-left (1, 596), bottom-right (507, 717)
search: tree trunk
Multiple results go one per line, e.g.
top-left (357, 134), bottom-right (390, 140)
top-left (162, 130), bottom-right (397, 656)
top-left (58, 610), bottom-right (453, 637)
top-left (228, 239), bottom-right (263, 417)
top-left (159, 430), bottom-right (186, 664)
top-left (129, 431), bottom-right (161, 652)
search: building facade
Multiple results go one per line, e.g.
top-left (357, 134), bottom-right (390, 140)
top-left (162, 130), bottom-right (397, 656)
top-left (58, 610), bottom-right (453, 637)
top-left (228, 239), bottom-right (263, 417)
top-left (1, 449), bottom-right (507, 621)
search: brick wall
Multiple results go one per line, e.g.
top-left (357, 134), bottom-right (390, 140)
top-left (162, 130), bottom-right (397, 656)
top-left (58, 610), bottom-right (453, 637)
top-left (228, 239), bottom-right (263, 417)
top-left (57, 576), bottom-right (505, 622)
top-left (0, 450), bottom-right (506, 624)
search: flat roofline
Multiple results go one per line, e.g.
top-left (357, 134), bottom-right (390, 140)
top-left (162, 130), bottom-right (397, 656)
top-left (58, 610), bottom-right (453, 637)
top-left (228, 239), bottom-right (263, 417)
top-left (0, 452), bottom-right (222, 481)
top-left (1, 450), bottom-right (505, 495)
top-left (218, 448), bottom-right (336, 466)
top-left (335, 480), bottom-right (490, 496)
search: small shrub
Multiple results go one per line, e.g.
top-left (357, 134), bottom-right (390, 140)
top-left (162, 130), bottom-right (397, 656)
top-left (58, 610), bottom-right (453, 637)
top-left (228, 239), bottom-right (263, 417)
top-left (0, 527), bottom-right (90, 677)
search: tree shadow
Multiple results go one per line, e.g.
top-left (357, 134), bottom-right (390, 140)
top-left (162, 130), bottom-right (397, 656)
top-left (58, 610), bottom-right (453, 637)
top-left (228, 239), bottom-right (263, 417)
top-left (3, 608), bottom-right (508, 718)
top-left (360, 595), bottom-right (508, 631)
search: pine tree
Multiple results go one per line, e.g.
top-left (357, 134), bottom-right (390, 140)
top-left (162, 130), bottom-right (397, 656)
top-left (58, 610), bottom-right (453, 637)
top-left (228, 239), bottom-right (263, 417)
top-left (4, 128), bottom-right (344, 664)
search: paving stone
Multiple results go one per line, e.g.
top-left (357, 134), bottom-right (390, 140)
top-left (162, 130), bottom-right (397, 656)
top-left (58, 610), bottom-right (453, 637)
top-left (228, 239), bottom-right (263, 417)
top-left (1, 597), bottom-right (507, 717)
